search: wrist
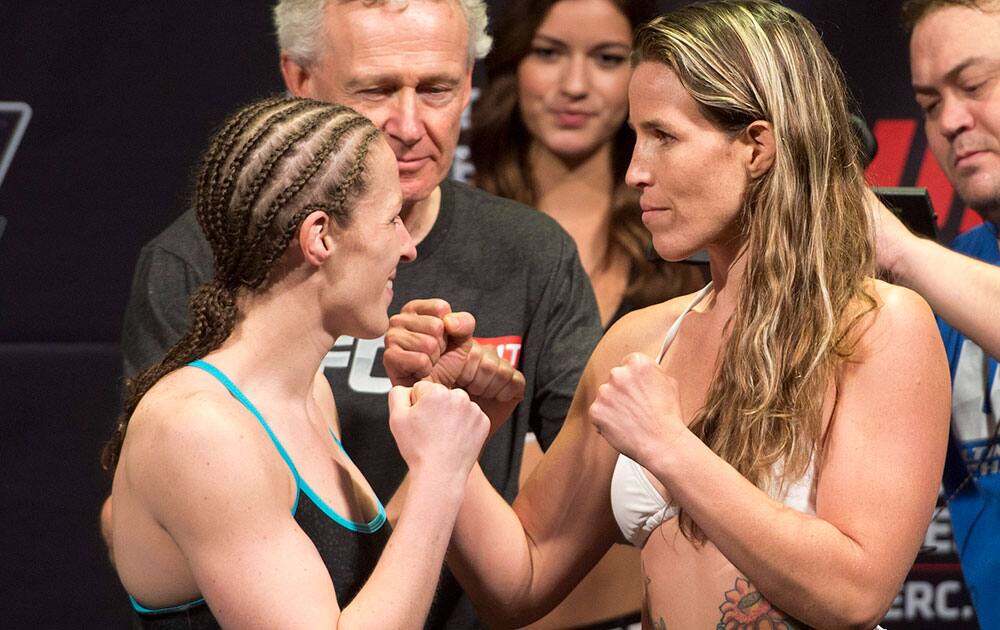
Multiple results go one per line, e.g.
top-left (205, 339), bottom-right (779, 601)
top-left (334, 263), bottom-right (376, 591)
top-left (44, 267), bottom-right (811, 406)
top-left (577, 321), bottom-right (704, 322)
top-left (407, 463), bottom-right (472, 503)
top-left (640, 427), bottom-right (698, 488)
top-left (885, 227), bottom-right (930, 284)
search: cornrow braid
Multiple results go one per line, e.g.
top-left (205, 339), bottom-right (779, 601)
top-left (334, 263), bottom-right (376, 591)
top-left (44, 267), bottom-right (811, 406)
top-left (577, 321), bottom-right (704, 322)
top-left (236, 116), bottom-right (373, 285)
top-left (255, 127), bottom-right (381, 279)
top-left (204, 102), bottom-right (326, 276)
top-left (196, 96), bottom-right (289, 202)
top-left (218, 107), bottom-right (329, 232)
top-left (197, 98), bottom-right (305, 244)
top-left (102, 96), bottom-right (380, 470)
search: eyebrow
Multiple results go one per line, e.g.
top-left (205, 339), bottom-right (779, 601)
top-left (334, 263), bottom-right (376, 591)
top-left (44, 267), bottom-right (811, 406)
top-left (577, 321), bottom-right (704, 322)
top-left (343, 73), bottom-right (462, 90)
top-left (532, 33), bottom-right (631, 50)
top-left (632, 118), bottom-right (668, 131)
top-left (912, 56), bottom-right (996, 94)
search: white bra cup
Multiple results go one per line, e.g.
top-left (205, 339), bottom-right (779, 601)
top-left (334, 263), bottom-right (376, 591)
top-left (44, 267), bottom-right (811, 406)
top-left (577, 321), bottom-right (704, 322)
top-left (607, 283), bottom-right (817, 548)
top-left (610, 454), bottom-right (678, 548)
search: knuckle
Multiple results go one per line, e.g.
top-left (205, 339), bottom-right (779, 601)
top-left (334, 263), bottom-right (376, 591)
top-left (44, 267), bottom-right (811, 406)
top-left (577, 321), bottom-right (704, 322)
top-left (418, 335), bottom-right (438, 356)
top-left (415, 355), bottom-right (433, 373)
top-left (428, 317), bottom-right (445, 338)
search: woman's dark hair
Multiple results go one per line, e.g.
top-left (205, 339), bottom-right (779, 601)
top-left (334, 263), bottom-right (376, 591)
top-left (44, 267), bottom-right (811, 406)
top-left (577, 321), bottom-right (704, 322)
top-left (470, 0), bottom-right (698, 307)
top-left (102, 96), bottom-right (380, 469)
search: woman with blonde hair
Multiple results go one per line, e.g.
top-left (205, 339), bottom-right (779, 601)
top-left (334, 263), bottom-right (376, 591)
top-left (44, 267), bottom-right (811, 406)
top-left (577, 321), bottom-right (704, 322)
top-left (103, 96), bottom-right (501, 628)
top-left (388, 2), bottom-right (950, 627)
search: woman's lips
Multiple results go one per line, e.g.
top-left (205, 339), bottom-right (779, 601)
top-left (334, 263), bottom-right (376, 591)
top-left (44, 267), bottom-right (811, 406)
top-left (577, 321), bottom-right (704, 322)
top-left (641, 207), bottom-right (670, 224)
top-left (553, 110), bottom-right (593, 128)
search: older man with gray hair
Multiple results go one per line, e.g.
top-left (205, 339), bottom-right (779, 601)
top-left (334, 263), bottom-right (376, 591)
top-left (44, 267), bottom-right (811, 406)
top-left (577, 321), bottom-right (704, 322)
top-left (115, 1), bottom-right (601, 627)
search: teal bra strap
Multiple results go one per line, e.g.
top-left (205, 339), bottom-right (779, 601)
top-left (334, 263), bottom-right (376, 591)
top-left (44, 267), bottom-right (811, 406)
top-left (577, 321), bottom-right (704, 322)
top-left (188, 360), bottom-right (306, 494)
top-left (188, 360), bottom-right (386, 533)
top-left (129, 593), bottom-right (205, 615)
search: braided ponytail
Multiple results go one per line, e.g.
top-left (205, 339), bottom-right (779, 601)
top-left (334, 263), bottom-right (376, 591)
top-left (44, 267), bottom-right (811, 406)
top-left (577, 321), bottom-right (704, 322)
top-left (102, 97), bottom-right (379, 469)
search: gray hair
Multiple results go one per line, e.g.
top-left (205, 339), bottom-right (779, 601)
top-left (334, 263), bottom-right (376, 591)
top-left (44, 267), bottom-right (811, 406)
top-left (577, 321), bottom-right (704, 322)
top-left (274, 0), bottom-right (492, 68)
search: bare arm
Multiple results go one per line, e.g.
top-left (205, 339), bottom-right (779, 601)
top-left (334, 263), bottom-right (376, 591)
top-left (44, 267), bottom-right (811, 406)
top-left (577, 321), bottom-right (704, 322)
top-left (444, 325), bottom-right (641, 627)
top-left (592, 285), bottom-right (950, 628)
top-left (99, 496), bottom-right (114, 566)
top-left (872, 192), bottom-right (1000, 357)
top-left (117, 380), bottom-right (488, 629)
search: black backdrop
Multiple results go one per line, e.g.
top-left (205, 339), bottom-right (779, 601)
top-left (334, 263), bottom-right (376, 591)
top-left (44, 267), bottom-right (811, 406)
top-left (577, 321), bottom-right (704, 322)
top-left (0, 2), bottom-right (979, 627)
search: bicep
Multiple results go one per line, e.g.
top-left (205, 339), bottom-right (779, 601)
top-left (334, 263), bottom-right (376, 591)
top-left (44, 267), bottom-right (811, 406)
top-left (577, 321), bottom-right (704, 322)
top-left (816, 288), bottom-right (950, 577)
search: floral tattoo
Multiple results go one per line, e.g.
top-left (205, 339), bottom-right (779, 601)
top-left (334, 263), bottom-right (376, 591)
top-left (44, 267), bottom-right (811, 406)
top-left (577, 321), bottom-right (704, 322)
top-left (717, 577), bottom-right (802, 630)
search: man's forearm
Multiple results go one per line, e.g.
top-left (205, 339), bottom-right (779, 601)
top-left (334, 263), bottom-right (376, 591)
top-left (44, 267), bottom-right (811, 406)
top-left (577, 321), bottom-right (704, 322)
top-left (893, 236), bottom-right (1000, 357)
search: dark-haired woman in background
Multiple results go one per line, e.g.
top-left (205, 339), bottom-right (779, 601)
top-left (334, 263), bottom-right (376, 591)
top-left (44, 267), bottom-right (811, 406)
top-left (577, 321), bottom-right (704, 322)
top-left (103, 97), bottom-right (509, 628)
top-left (469, 1), bottom-right (703, 627)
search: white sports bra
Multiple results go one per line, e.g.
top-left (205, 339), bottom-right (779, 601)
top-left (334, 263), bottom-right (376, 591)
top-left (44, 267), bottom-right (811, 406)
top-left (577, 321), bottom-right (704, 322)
top-left (609, 283), bottom-right (817, 548)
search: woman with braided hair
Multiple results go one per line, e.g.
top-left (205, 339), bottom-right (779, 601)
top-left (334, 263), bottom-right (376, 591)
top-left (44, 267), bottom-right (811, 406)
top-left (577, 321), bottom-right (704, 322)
top-left (101, 96), bottom-right (504, 628)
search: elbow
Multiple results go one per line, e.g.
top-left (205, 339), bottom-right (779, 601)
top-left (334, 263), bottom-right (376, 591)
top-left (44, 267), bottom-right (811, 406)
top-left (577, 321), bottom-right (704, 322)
top-left (851, 598), bottom-right (893, 630)
top-left (824, 585), bottom-right (893, 630)
top-left (478, 605), bottom-right (549, 630)
top-left (468, 586), bottom-right (553, 630)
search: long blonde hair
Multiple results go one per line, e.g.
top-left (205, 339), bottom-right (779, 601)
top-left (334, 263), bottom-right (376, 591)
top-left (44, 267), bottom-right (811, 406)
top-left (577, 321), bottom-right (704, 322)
top-left (634, 0), bottom-right (875, 541)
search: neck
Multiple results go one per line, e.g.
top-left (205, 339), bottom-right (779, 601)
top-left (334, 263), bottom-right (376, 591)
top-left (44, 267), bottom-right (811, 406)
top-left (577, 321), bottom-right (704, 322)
top-left (401, 185), bottom-right (442, 246)
top-left (705, 236), bottom-right (748, 313)
top-left (529, 141), bottom-right (616, 273)
top-left (207, 276), bottom-right (336, 403)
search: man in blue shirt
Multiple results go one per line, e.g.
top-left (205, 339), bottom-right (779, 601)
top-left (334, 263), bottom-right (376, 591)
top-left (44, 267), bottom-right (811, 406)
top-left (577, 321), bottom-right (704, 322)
top-left (874, 1), bottom-right (1000, 625)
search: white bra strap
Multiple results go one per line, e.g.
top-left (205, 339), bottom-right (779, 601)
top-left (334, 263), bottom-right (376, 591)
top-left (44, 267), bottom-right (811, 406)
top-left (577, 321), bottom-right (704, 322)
top-left (655, 282), bottom-right (713, 364)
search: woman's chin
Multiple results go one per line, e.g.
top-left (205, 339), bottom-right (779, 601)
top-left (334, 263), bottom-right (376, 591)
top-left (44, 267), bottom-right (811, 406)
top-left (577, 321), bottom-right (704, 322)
top-left (342, 315), bottom-right (390, 342)
top-left (650, 242), bottom-right (699, 263)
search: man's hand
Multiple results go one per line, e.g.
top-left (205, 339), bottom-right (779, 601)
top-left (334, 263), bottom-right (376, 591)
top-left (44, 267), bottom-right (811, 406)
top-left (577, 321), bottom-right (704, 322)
top-left (384, 299), bottom-right (525, 435)
top-left (866, 187), bottom-right (917, 277)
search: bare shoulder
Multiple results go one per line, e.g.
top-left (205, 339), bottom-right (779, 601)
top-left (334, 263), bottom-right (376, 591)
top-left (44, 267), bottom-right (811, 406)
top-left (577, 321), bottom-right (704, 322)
top-left (852, 279), bottom-right (939, 357)
top-left (871, 279), bottom-right (934, 320)
top-left (121, 367), bottom-right (286, 503)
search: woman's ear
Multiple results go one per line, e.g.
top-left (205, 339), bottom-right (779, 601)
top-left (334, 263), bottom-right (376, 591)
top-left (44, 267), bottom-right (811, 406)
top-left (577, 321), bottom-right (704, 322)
top-left (743, 120), bottom-right (776, 179)
top-left (299, 210), bottom-right (334, 266)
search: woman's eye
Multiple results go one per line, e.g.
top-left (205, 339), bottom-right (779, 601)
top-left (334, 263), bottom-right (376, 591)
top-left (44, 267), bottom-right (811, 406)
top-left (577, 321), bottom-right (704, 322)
top-left (531, 46), bottom-right (560, 61)
top-left (595, 53), bottom-right (627, 69)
